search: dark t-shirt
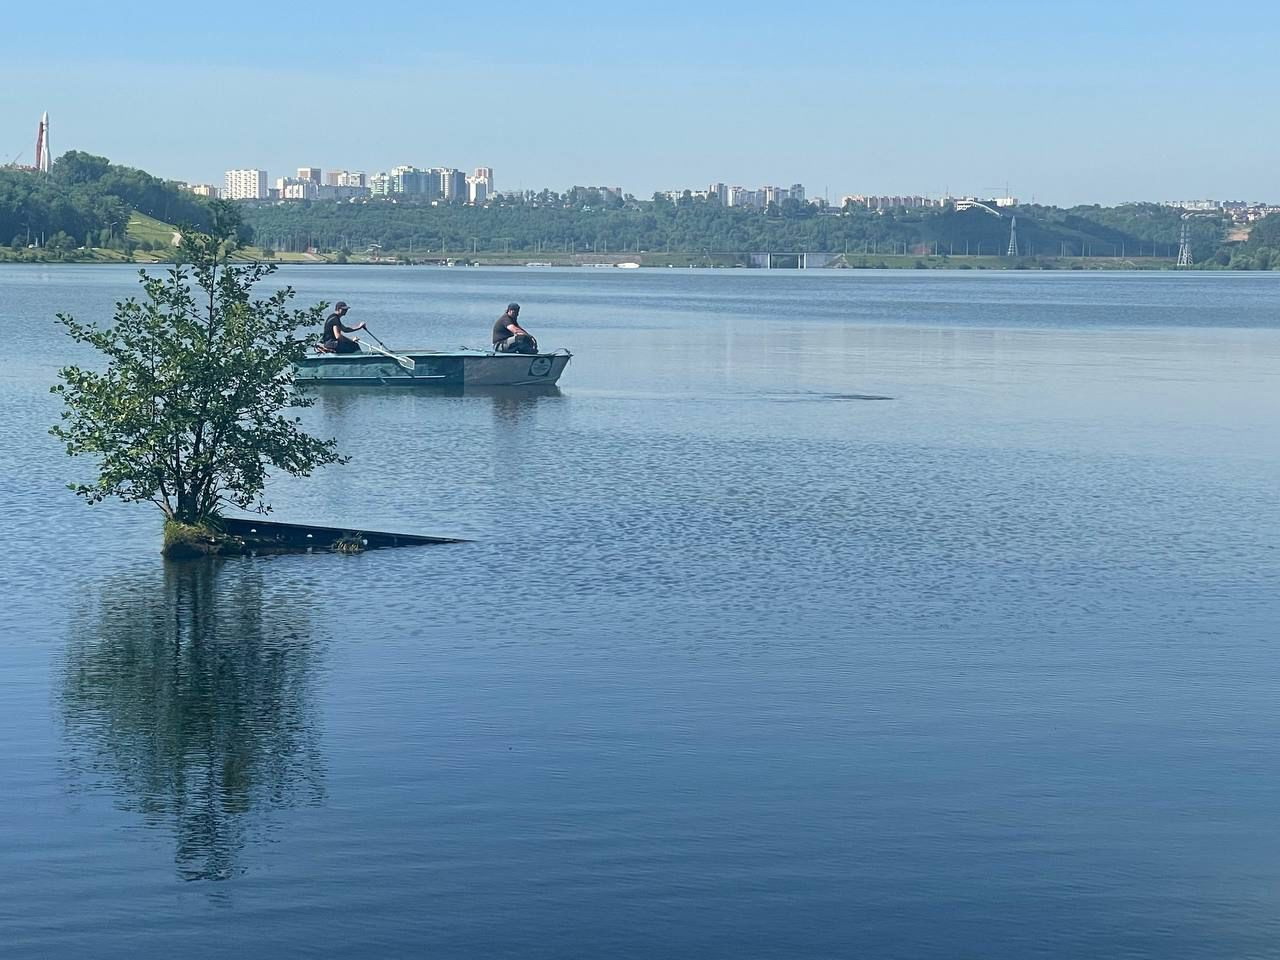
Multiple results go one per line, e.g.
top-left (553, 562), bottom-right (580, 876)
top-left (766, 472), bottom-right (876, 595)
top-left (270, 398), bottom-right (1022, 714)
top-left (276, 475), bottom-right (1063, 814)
top-left (323, 313), bottom-right (351, 342)
top-left (492, 314), bottom-right (518, 344)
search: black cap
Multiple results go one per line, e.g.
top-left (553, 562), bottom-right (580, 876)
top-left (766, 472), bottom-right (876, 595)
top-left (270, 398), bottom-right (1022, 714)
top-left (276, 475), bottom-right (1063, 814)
top-left (507, 302), bottom-right (520, 312)
top-left (335, 301), bottom-right (348, 310)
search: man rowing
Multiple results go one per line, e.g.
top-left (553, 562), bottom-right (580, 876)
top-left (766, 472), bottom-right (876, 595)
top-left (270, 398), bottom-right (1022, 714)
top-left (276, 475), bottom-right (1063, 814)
top-left (321, 301), bottom-right (366, 354)
top-left (492, 302), bottom-right (538, 354)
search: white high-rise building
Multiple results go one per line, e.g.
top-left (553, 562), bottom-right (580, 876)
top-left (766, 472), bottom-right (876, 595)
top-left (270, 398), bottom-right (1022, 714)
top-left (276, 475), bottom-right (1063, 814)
top-left (276, 177), bottom-right (318, 200)
top-left (437, 168), bottom-right (465, 201)
top-left (224, 169), bottom-right (268, 200)
top-left (466, 174), bottom-right (489, 204)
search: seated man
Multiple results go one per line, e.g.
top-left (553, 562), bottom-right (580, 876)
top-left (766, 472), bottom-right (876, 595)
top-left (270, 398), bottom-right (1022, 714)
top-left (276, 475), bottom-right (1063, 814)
top-left (492, 302), bottom-right (539, 354)
top-left (321, 301), bottom-right (366, 354)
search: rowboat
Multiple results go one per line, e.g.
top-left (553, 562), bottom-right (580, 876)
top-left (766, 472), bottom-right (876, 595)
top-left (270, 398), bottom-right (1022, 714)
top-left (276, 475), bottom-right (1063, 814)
top-left (294, 344), bottom-right (572, 387)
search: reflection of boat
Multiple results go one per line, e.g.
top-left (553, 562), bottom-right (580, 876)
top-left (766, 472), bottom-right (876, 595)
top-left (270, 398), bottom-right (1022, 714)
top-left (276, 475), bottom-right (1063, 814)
top-left (295, 345), bottom-right (572, 387)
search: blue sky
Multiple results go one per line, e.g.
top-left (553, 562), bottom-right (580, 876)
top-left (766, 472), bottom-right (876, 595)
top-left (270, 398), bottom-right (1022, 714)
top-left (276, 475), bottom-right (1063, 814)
top-left (3, 0), bottom-right (1276, 205)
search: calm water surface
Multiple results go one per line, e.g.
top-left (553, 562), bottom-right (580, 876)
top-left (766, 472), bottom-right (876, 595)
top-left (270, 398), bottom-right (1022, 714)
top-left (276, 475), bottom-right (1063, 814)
top-left (2, 267), bottom-right (1279, 959)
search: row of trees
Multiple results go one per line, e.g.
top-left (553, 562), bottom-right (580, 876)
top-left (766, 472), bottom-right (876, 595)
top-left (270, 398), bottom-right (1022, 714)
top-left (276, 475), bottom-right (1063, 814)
top-left (3, 148), bottom-right (1270, 267)
top-left (0, 150), bottom-right (210, 251)
top-left (238, 196), bottom-right (1229, 263)
top-left (1212, 211), bottom-right (1280, 270)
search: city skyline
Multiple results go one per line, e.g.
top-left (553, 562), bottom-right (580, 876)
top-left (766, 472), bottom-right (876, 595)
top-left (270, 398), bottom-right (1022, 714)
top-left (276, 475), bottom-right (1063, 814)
top-left (32, 131), bottom-right (1280, 210)
top-left (15, 124), bottom-right (1276, 212)
top-left (200, 159), bottom-right (1276, 211)
top-left (3, 1), bottom-right (1278, 206)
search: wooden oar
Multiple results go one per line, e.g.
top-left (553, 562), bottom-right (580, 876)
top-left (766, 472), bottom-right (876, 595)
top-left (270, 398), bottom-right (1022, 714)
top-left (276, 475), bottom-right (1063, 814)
top-left (363, 326), bottom-right (393, 351)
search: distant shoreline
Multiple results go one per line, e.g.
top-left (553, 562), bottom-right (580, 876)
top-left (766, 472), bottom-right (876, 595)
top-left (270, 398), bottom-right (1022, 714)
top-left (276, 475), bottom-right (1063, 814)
top-left (0, 250), bottom-right (1182, 271)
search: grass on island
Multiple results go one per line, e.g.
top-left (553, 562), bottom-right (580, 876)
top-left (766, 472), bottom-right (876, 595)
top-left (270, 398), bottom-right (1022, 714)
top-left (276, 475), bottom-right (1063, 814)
top-left (162, 518), bottom-right (229, 558)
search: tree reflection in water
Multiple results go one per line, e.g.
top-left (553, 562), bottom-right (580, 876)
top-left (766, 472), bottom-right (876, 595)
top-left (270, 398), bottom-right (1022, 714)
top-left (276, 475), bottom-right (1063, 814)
top-left (61, 557), bottom-right (325, 882)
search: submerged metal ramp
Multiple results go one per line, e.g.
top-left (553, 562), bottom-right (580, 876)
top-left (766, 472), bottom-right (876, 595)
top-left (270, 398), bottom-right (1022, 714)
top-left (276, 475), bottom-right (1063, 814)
top-left (218, 517), bottom-right (467, 551)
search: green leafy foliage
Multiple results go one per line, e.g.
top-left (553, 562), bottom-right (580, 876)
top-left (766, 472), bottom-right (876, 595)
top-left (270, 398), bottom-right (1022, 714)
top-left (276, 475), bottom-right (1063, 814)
top-left (1, 149), bottom-right (209, 253)
top-left (51, 202), bottom-right (344, 525)
top-left (238, 193), bottom-right (1228, 263)
top-left (1222, 212), bottom-right (1280, 269)
top-left (1246, 212), bottom-right (1280, 249)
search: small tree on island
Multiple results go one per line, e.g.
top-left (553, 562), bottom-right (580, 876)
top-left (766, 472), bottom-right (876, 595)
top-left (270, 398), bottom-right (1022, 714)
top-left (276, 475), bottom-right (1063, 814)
top-left (51, 202), bottom-right (345, 554)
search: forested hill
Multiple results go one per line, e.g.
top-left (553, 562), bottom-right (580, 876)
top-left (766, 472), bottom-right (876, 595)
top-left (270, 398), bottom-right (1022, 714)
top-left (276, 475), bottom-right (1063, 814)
top-left (0, 151), bottom-right (209, 253)
top-left (239, 194), bottom-right (1229, 264)
top-left (1223, 209), bottom-right (1280, 269)
top-left (0, 152), bottom-right (1266, 267)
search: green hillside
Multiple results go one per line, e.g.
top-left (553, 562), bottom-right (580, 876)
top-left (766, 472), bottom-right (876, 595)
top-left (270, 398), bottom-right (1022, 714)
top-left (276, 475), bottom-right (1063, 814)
top-left (1, 149), bottom-right (211, 260)
top-left (127, 212), bottom-right (181, 249)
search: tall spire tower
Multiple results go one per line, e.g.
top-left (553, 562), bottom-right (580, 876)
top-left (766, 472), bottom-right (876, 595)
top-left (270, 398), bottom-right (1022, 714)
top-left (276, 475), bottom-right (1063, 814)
top-left (35, 112), bottom-right (51, 173)
top-left (1006, 215), bottom-right (1018, 257)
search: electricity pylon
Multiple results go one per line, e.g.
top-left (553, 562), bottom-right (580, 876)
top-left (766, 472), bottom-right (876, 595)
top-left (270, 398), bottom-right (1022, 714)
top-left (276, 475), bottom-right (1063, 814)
top-left (1176, 220), bottom-right (1193, 268)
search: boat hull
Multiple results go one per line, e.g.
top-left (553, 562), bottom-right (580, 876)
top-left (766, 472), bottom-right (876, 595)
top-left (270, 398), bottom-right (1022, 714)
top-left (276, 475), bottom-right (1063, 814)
top-left (295, 349), bottom-right (571, 387)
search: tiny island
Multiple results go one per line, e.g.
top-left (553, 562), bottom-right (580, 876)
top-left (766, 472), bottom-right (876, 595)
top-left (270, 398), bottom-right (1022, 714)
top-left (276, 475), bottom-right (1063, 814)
top-left (49, 201), bottom-right (457, 558)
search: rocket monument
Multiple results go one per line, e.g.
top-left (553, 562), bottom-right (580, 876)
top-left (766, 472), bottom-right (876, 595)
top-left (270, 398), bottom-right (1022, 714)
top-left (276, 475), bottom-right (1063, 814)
top-left (35, 112), bottom-right (51, 173)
